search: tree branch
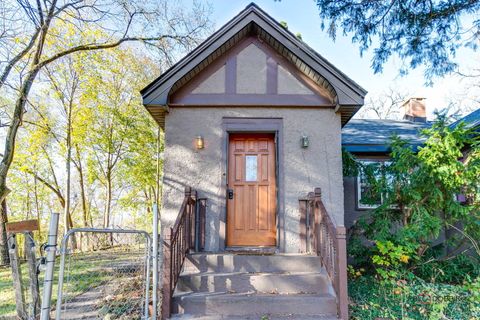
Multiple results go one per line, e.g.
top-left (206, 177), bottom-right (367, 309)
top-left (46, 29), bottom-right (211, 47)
top-left (24, 169), bottom-right (65, 208)
top-left (36, 35), bottom-right (189, 71)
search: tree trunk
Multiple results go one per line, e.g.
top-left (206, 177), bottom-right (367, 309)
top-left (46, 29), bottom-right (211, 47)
top-left (0, 200), bottom-right (9, 266)
top-left (64, 102), bottom-right (77, 249)
top-left (104, 170), bottom-right (112, 229)
top-left (75, 147), bottom-right (89, 228)
top-left (25, 174), bottom-right (31, 219)
top-left (0, 68), bottom-right (41, 249)
top-left (33, 174), bottom-right (41, 235)
top-left (75, 147), bottom-right (89, 250)
top-left (103, 170), bottom-right (113, 245)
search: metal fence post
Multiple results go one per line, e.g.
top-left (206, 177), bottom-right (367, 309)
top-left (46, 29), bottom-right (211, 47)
top-left (55, 229), bottom-right (73, 320)
top-left (40, 212), bottom-right (59, 320)
top-left (144, 234), bottom-right (151, 320)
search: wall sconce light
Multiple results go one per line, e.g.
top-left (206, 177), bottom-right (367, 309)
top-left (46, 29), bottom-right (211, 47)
top-left (301, 135), bottom-right (309, 148)
top-left (196, 136), bottom-right (204, 149)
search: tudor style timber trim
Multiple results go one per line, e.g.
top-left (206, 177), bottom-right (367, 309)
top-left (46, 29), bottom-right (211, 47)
top-left (169, 37), bottom-right (336, 107)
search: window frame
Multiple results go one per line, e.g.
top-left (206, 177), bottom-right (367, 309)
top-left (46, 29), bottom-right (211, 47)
top-left (356, 159), bottom-right (390, 210)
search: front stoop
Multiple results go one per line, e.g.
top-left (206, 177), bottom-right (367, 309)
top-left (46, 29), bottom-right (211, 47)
top-left (170, 253), bottom-right (338, 319)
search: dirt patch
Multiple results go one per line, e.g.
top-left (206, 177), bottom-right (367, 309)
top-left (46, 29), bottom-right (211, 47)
top-left (58, 275), bottom-right (146, 320)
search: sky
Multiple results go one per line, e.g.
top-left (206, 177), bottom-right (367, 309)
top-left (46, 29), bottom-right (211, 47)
top-left (195, 0), bottom-right (479, 119)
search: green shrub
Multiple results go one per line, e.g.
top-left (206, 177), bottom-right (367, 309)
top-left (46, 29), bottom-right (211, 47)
top-left (372, 240), bottom-right (415, 281)
top-left (415, 254), bottom-right (480, 284)
top-left (345, 117), bottom-right (480, 281)
top-left (349, 274), bottom-right (480, 320)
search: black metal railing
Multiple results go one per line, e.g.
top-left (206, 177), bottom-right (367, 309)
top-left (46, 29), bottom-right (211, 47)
top-left (161, 187), bottom-right (206, 319)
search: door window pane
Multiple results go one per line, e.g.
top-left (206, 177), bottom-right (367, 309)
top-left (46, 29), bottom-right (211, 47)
top-left (245, 155), bottom-right (258, 181)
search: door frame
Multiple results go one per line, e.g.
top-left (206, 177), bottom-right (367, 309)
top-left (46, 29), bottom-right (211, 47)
top-left (221, 117), bottom-right (285, 252)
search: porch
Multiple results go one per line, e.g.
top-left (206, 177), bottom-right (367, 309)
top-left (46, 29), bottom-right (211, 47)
top-left (161, 187), bottom-right (348, 319)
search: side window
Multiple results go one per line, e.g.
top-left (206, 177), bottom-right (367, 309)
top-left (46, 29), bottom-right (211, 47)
top-left (357, 160), bottom-right (388, 209)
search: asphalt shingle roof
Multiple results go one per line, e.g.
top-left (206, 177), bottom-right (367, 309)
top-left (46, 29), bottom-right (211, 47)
top-left (450, 108), bottom-right (480, 129)
top-left (341, 119), bottom-right (431, 153)
top-left (342, 108), bottom-right (480, 153)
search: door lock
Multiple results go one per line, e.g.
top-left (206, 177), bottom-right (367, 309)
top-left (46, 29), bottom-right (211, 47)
top-left (227, 189), bottom-right (234, 199)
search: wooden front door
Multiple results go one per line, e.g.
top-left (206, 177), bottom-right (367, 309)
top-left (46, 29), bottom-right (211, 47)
top-left (227, 133), bottom-right (277, 247)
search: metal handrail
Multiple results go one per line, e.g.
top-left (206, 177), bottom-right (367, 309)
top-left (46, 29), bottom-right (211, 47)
top-left (301, 188), bottom-right (349, 320)
top-left (161, 186), bottom-right (206, 319)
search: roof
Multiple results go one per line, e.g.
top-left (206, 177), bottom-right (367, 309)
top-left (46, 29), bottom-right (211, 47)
top-left (342, 119), bottom-right (432, 153)
top-left (141, 3), bottom-right (367, 126)
top-left (450, 107), bottom-right (480, 130)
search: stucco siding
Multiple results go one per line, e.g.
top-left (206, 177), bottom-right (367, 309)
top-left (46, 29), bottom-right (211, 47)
top-left (161, 107), bottom-right (344, 253)
top-left (192, 65), bottom-right (226, 94)
top-left (277, 65), bottom-right (314, 95)
top-left (236, 44), bottom-right (267, 94)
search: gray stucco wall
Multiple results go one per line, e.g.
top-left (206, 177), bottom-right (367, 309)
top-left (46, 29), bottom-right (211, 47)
top-left (161, 107), bottom-right (344, 253)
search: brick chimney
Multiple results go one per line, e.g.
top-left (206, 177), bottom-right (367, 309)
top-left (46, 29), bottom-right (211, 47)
top-left (402, 97), bottom-right (426, 122)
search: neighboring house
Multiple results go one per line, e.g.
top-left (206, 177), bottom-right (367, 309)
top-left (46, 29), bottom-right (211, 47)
top-left (451, 107), bottom-right (480, 131)
top-left (342, 103), bottom-right (480, 228)
top-left (341, 98), bottom-right (431, 228)
top-left (141, 3), bottom-right (364, 319)
top-left (451, 108), bottom-right (480, 204)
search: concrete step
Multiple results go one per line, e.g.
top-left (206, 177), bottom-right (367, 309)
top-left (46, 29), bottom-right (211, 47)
top-left (176, 271), bottom-right (331, 295)
top-left (172, 292), bottom-right (337, 317)
top-left (183, 253), bottom-right (324, 274)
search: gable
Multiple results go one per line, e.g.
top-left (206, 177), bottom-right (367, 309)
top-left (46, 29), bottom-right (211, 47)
top-left (170, 38), bottom-right (332, 106)
top-left (141, 3), bottom-right (367, 127)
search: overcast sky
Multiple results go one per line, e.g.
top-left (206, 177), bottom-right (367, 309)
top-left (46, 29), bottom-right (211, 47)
top-left (197, 0), bottom-right (479, 119)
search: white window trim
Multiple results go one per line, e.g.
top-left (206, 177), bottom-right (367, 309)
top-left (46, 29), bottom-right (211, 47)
top-left (356, 160), bottom-right (388, 209)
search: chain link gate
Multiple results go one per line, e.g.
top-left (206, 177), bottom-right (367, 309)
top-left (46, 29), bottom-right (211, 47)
top-left (55, 228), bottom-right (152, 319)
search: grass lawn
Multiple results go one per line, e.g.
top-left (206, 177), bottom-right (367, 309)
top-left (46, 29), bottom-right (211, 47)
top-left (349, 275), bottom-right (480, 320)
top-left (0, 265), bottom-right (18, 316)
top-left (0, 249), bottom-right (145, 318)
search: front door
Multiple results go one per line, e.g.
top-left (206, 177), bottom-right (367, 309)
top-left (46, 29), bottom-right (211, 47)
top-left (227, 133), bottom-right (277, 247)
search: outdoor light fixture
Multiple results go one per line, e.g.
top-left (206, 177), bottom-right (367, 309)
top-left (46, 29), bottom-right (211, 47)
top-left (196, 136), bottom-right (204, 149)
top-left (301, 135), bottom-right (309, 148)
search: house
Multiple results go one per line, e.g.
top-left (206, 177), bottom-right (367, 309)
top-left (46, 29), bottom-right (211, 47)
top-left (141, 3), bottom-right (480, 318)
top-left (451, 107), bottom-right (480, 204)
top-left (141, 3), bottom-right (366, 319)
top-left (341, 98), bottom-right (432, 228)
top-left (342, 103), bottom-right (480, 228)
top-left (451, 107), bottom-right (480, 131)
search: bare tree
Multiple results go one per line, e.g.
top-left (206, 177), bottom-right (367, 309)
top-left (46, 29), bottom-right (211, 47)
top-left (355, 87), bottom-right (410, 120)
top-left (0, 0), bottom-right (212, 265)
top-left (446, 62), bottom-right (480, 118)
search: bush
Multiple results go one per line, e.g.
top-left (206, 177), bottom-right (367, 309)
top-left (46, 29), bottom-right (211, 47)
top-left (349, 273), bottom-right (480, 320)
top-left (345, 117), bottom-right (480, 280)
top-left (415, 254), bottom-right (480, 284)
